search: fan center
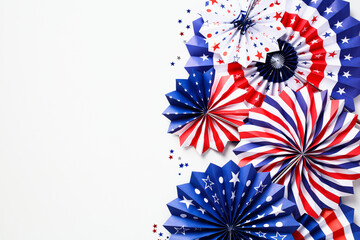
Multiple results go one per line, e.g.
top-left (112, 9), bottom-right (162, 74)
top-left (270, 53), bottom-right (285, 69)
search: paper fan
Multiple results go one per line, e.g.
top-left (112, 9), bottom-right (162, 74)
top-left (199, 0), bottom-right (286, 67)
top-left (233, 85), bottom-right (360, 219)
top-left (228, 0), bottom-right (360, 111)
top-left (185, 18), bottom-right (215, 74)
top-left (294, 203), bottom-right (360, 240)
top-left (164, 160), bottom-right (299, 239)
top-left (163, 69), bottom-right (249, 154)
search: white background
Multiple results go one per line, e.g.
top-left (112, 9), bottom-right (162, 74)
top-left (0, 0), bottom-right (359, 239)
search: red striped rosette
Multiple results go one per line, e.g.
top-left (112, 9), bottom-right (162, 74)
top-left (294, 203), bottom-right (360, 240)
top-left (163, 69), bottom-right (250, 154)
top-left (225, 0), bottom-right (360, 112)
top-left (233, 85), bottom-right (360, 218)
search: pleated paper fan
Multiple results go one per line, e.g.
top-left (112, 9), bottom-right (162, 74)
top-left (228, 0), bottom-right (360, 111)
top-left (233, 85), bottom-right (360, 219)
top-left (163, 69), bottom-right (249, 154)
top-left (164, 161), bottom-right (300, 240)
top-left (185, 18), bottom-right (215, 74)
top-left (199, 0), bottom-right (286, 67)
top-left (294, 203), bottom-right (360, 240)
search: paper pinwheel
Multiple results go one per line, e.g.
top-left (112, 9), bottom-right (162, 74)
top-left (228, 0), bottom-right (360, 111)
top-left (164, 161), bottom-right (299, 239)
top-left (294, 203), bottom-right (360, 240)
top-left (233, 86), bottom-right (360, 219)
top-left (200, 0), bottom-right (286, 67)
top-left (163, 69), bottom-right (249, 154)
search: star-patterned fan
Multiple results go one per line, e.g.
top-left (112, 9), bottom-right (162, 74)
top-left (185, 18), bottom-right (215, 74)
top-left (163, 69), bottom-right (249, 154)
top-left (228, 0), bottom-right (360, 111)
top-left (200, 0), bottom-right (286, 67)
top-left (164, 160), bottom-right (299, 239)
top-left (294, 203), bottom-right (360, 240)
top-left (233, 85), bottom-right (360, 219)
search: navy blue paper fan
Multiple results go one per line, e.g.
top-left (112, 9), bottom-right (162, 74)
top-left (164, 161), bottom-right (299, 239)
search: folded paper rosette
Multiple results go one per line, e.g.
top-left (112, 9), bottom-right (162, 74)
top-left (293, 203), bottom-right (360, 240)
top-left (163, 69), bottom-right (249, 154)
top-left (164, 160), bottom-right (300, 239)
top-left (200, 0), bottom-right (286, 67)
top-left (234, 85), bottom-right (360, 219)
top-left (227, 0), bottom-right (360, 111)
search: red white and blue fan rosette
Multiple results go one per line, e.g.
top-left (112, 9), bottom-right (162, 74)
top-left (228, 0), bottom-right (360, 111)
top-left (293, 203), bottom-right (360, 240)
top-left (186, 0), bottom-right (360, 111)
top-left (233, 85), bottom-right (360, 219)
top-left (163, 69), bottom-right (249, 154)
top-left (200, 0), bottom-right (286, 67)
top-left (164, 161), bottom-right (300, 239)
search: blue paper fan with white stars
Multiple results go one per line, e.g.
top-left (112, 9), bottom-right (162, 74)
top-left (164, 161), bottom-right (299, 239)
top-left (185, 18), bottom-right (215, 74)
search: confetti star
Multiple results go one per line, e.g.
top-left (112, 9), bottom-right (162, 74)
top-left (254, 181), bottom-right (267, 194)
top-left (153, 229), bottom-right (157, 233)
top-left (202, 175), bottom-right (215, 191)
top-left (274, 12), bottom-right (282, 21)
top-left (335, 21), bottom-right (343, 28)
top-left (344, 54), bottom-right (353, 61)
top-left (186, 9), bottom-right (191, 13)
top-left (255, 51), bottom-right (264, 60)
top-left (328, 51), bottom-right (336, 58)
top-left (295, 4), bottom-right (301, 11)
top-left (341, 36), bottom-right (349, 44)
top-left (323, 32), bottom-right (331, 38)
top-left (153, 224), bottom-right (158, 228)
top-left (170, 150), bottom-right (174, 154)
top-left (159, 232), bottom-right (163, 237)
top-left (174, 226), bottom-right (189, 235)
top-left (179, 163), bottom-right (184, 168)
top-left (180, 32), bottom-right (184, 36)
top-left (337, 87), bottom-right (346, 95)
top-left (170, 62), bottom-right (175, 66)
top-left (270, 204), bottom-right (285, 216)
top-left (186, 25), bottom-right (190, 29)
top-left (229, 171), bottom-right (240, 187)
top-left (169, 155), bottom-right (173, 160)
top-left (180, 196), bottom-right (194, 209)
top-left (200, 54), bottom-right (209, 61)
top-left (324, 7), bottom-right (333, 14)
top-left (271, 232), bottom-right (286, 240)
top-left (343, 71), bottom-right (351, 78)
